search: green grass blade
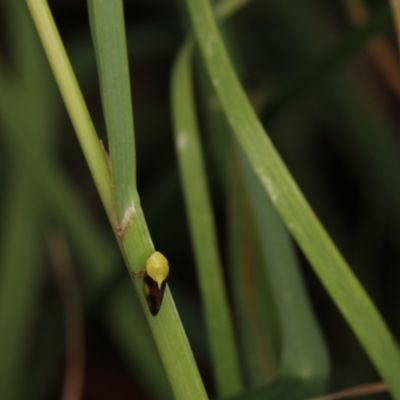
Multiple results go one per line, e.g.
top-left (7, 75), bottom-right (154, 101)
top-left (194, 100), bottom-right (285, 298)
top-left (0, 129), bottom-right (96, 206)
top-left (227, 157), bottom-right (280, 385)
top-left (196, 59), bottom-right (280, 384)
top-left (185, 0), bottom-right (400, 397)
top-left (0, 174), bottom-right (44, 400)
top-left (171, 36), bottom-right (243, 396)
top-left (241, 151), bottom-right (329, 391)
top-left (87, 0), bottom-right (136, 221)
top-left (0, 3), bottom-right (51, 397)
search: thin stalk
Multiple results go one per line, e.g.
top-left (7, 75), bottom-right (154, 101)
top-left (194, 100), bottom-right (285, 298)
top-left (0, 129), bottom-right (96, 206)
top-left (171, 36), bottom-right (243, 396)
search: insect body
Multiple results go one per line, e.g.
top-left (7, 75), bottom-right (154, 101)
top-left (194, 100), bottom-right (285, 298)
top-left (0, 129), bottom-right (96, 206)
top-left (142, 251), bottom-right (169, 316)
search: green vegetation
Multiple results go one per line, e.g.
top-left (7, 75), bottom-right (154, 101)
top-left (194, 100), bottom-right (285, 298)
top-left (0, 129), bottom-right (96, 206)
top-left (1, 0), bottom-right (399, 399)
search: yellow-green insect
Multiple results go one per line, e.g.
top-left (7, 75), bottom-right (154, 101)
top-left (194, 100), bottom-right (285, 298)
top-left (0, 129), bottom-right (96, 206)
top-left (139, 252), bottom-right (169, 316)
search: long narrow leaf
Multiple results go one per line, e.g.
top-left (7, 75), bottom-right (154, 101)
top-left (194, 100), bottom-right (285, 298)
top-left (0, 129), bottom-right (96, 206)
top-left (87, 0), bottom-right (136, 221)
top-left (241, 150), bottom-right (329, 395)
top-left (171, 36), bottom-right (243, 396)
top-left (0, 174), bottom-right (44, 400)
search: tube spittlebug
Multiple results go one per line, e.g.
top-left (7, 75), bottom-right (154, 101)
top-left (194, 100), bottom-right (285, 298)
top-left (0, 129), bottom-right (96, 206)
top-left (140, 252), bottom-right (169, 316)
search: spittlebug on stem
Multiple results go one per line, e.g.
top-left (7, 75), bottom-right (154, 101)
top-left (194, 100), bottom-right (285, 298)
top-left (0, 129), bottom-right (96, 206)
top-left (134, 251), bottom-right (169, 316)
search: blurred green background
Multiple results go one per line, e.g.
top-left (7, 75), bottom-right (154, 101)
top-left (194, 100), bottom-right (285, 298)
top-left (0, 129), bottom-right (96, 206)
top-left (0, 0), bottom-right (399, 399)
